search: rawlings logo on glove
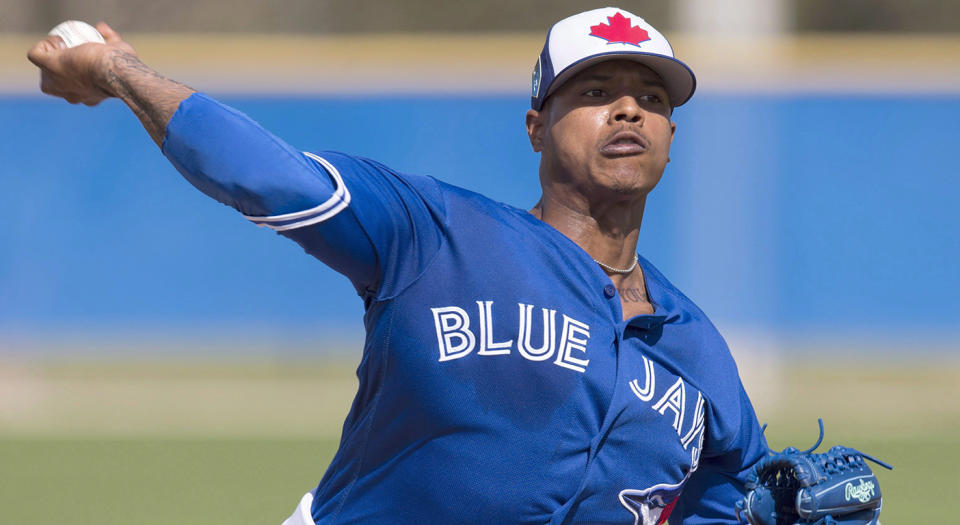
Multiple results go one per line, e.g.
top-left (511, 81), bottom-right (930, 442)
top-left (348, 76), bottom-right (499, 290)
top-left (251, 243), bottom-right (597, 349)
top-left (845, 479), bottom-right (876, 503)
top-left (736, 419), bottom-right (893, 525)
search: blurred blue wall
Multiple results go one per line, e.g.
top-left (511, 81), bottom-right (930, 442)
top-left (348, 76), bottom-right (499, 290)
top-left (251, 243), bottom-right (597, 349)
top-left (2, 94), bottom-right (958, 347)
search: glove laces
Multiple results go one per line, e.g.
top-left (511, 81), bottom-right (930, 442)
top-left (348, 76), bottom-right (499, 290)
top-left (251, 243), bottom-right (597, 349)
top-left (760, 418), bottom-right (894, 471)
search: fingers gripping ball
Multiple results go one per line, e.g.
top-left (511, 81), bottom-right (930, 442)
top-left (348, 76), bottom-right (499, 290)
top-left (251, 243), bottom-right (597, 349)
top-left (736, 420), bottom-right (893, 525)
top-left (48, 21), bottom-right (105, 48)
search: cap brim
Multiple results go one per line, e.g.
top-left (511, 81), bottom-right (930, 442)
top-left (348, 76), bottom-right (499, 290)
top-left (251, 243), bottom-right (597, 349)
top-left (545, 51), bottom-right (697, 108)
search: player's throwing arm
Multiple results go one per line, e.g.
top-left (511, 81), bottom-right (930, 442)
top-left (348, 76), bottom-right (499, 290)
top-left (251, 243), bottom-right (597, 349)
top-left (27, 21), bottom-right (195, 146)
top-left (27, 21), bottom-right (355, 238)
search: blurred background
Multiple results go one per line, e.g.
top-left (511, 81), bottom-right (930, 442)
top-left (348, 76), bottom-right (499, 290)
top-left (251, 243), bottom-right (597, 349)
top-left (1, 0), bottom-right (958, 523)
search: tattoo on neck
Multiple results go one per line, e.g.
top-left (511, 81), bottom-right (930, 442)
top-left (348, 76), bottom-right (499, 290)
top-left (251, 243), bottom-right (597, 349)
top-left (618, 287), bottom-right (648, 303)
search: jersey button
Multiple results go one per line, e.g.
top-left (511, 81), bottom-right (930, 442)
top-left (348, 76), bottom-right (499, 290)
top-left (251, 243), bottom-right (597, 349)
top-left (603, 284), bottom-right (616, 298)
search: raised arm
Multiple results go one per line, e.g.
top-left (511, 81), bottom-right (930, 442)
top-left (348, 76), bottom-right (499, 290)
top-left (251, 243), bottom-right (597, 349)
top-left (27, 22), bottom-right (194, 147)
top-left (27, 23), bottom-right (446, 299)
top-left (26, 22), bottom-right (328, 219)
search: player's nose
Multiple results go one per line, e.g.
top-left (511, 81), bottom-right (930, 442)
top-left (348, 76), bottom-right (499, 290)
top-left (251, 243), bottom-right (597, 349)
top-left (610, 95), bottom-right (643, 124)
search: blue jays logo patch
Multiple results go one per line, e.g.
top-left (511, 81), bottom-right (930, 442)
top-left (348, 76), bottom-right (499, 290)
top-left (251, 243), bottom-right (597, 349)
top-left (618, 479), bottom-right (684, 525)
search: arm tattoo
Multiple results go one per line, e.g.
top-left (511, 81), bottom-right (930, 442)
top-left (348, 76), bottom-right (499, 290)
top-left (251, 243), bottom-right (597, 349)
top-left (102, 51), bottom-right (196, 147)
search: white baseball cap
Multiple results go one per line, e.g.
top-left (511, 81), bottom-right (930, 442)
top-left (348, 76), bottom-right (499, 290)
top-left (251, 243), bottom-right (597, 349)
top-left (531, 7), bottom-right (696, 110)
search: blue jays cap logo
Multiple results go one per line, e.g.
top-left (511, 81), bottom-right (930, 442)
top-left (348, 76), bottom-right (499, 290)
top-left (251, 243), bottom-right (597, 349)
top-left (588, 12), bottom-right (652, 47)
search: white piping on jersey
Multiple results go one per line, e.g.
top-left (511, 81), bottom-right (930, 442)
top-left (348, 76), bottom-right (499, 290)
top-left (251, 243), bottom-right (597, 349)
top-left (244, 152), bottom-right (351, 231)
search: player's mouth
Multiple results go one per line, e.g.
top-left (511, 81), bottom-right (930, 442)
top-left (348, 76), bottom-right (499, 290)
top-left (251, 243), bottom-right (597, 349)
top-left (600, 130), bottom-right (649, 156)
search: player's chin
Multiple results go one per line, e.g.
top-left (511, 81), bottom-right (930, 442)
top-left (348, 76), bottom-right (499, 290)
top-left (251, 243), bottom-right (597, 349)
top-left (598, 162), bottom-right (663, 188)
top-left (595, 171), bottom-right (661, 197)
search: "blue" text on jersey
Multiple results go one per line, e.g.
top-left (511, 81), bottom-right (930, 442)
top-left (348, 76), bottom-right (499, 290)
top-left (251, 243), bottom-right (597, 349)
top-left (431, 301), bottom-right (591, 372)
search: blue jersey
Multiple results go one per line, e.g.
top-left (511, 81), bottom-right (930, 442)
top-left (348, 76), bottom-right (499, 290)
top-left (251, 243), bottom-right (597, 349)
top-left (163, 93), bottom-right (768, 525)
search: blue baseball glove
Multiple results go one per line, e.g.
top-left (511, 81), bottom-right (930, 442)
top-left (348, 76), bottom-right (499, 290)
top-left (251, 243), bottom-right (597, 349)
top-left (736, 420), bottom-right (893, 525)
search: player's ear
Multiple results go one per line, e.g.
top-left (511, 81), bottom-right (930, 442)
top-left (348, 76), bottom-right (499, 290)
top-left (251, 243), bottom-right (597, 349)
top-left (667, 120), bottom-right (676, 163)
top-left (526, 109), bottom-right (545, 153)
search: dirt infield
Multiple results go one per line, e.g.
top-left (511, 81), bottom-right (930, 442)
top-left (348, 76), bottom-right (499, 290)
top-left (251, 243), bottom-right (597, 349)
top-left (3, 356), bottom-right (956, 439)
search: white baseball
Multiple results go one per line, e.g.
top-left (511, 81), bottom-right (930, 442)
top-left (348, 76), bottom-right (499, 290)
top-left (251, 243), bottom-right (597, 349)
top-left (48, 20), bottom-right (105, 48)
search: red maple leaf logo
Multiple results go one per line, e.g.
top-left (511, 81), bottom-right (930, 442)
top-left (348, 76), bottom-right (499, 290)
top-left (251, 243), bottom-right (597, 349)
top-left (589, 12), bottom-right (651, 47)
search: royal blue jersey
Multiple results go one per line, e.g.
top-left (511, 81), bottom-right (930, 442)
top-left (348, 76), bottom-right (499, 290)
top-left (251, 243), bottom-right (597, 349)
top-left (163, 93), bottom-right (768, 525)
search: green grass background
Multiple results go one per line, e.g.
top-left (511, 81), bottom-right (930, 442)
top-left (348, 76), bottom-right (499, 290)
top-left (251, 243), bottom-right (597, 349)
top-left (0, 358), bottom-right (956, 523)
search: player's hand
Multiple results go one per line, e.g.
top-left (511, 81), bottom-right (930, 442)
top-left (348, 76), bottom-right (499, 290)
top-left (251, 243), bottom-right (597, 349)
top-left (27, 22), bottom-right (137, 106)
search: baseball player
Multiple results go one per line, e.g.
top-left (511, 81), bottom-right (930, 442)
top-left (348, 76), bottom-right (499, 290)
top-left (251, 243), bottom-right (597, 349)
top-left (28, 7), bottom-right (769, 524)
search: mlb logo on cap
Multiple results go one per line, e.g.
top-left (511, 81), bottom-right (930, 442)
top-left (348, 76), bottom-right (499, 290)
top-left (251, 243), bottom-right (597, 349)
top-left (532, 7), bottom-right (697, 110)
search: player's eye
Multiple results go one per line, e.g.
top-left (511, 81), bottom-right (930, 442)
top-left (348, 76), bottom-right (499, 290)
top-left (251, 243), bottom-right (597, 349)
top-left (639, 94), bottom-right (662, 104)
top-left (583, 89), bottom-right (606, 97)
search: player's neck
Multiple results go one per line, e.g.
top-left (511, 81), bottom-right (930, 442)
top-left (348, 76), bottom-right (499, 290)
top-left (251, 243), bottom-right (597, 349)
top-left (530, 191), bottom-right (646, 272)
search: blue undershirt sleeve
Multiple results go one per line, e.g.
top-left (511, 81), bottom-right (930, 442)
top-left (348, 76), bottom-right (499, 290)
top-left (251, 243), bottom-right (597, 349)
top-left (161, 93), bottom-right (445, 298)
top-left (672, 385), bottom-right (768, 524)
